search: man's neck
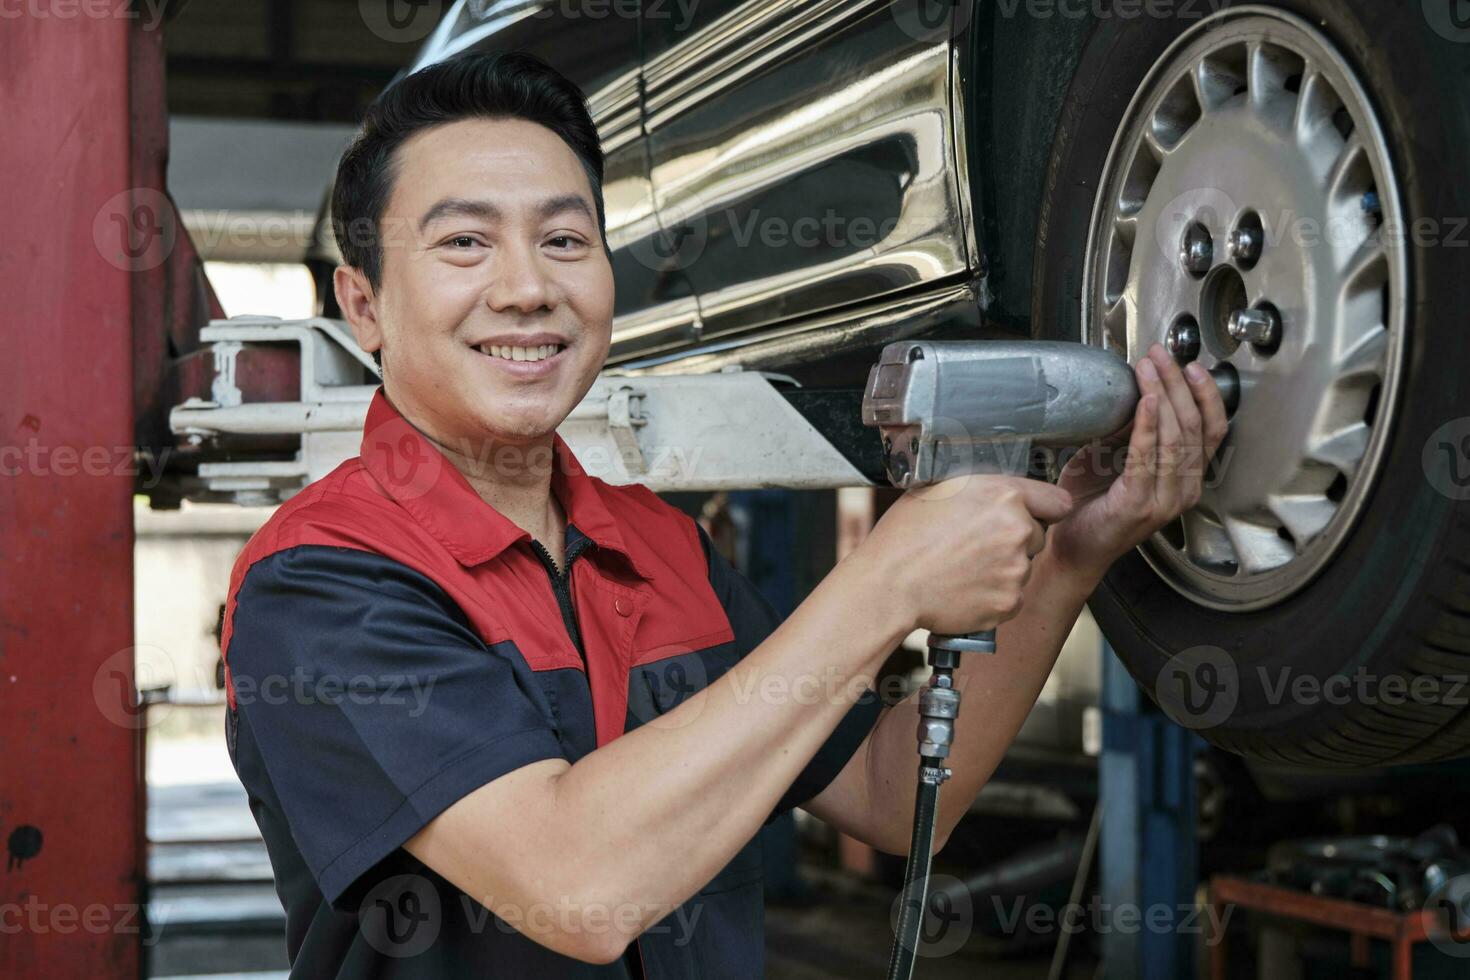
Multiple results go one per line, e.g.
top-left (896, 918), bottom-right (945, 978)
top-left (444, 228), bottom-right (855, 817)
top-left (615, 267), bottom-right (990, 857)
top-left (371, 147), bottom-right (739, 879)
top-left (445, 435), bottom-right (563, 549)
top-left (383, 390), bottom-right (566, 554)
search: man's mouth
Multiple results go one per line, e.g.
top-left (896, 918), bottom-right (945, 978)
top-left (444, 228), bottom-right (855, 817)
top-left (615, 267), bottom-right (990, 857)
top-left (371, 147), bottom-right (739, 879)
top-left (473, 342), bottom-right (566, 363)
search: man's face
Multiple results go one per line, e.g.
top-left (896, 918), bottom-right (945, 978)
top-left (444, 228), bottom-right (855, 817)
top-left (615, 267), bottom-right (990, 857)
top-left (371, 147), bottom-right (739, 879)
top-left (342, 116), bottom-right (614, 453)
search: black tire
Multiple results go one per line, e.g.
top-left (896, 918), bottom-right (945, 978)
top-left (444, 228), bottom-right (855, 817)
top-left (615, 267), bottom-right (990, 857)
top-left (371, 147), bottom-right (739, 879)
top-left (1031, 0), bottom-right (1470, 766)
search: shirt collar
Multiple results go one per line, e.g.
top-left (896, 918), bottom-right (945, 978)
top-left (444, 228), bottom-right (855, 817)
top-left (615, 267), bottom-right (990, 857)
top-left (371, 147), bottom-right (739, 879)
top-left (358, 386), bottom-right (653, 579)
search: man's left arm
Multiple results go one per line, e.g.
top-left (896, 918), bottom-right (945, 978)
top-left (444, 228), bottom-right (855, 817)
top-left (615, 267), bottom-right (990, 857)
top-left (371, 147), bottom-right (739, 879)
top-left (804, 542), bottom-right (1097, 854)
top-left (805, 344), bottom-right (1229, 853)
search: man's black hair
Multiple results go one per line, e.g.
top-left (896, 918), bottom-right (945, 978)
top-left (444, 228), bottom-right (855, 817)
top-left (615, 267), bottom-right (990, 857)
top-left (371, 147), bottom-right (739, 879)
top-left (330, 51), bottom-right (607, 369)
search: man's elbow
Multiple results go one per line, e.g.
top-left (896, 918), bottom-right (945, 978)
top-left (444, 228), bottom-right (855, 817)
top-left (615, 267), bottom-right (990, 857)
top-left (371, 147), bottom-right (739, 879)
top-left (514, 911), bottom-right (638, 965)
top-left (569, 907), bottom-right (646, 966)
top-left (868, 814), bottom-right (955, 858)
top-left (560, 932), bottom-right (633, 966)
top-left (863, 820), bottom-right (923, 858)
top-left (871, 831), bottom-right (952, 859)
top-left (543, 873), bottom-right (650, 964)
top-left (465, 870), bottom-right (642, 964)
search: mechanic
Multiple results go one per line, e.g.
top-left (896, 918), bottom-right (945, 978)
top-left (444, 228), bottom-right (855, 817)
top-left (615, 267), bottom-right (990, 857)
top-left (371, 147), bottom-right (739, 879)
top-left (220, 50), bottom-right (1228, 978)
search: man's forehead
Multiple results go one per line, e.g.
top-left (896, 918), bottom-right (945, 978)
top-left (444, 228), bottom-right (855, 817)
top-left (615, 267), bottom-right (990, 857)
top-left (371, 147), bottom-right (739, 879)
top-left (386, 117), bottom-right (593, 215)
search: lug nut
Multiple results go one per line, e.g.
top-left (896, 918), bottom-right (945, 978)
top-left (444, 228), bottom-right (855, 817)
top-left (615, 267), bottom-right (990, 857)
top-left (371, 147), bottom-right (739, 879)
top-left (1165, 317), bottom-right (1201, 363)
top-left (1181, 224), bottom-right (1214, 276)
top-left (1228, 307), bottom-right (1281, 348)
top-left (1229, 226), bottom-right (1263, 266)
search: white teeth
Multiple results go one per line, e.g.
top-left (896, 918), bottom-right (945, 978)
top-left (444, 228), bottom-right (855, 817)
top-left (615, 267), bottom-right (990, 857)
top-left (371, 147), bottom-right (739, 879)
top-left (476, 343), bottom-right (563, 362)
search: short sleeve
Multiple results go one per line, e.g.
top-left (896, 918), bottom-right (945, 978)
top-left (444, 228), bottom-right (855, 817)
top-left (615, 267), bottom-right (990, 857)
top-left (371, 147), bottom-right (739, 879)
top-left (225, 545), bottom-right (566, 911)
top-left (694, 525), bottom-right (886, 821)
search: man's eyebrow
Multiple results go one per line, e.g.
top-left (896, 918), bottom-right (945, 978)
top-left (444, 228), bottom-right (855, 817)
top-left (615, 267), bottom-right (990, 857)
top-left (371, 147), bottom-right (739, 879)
top-left (418, 198), bottom-right (500, 232)
top-left (417, 194), bottom-right (595, 232)
top-left (535, 193), bottom-right (596, 225)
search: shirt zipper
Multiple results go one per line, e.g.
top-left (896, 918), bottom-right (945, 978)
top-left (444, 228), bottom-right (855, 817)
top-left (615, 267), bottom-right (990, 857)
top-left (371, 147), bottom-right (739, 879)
top-left (528, 535), bottom-right (591, 666)
top-left (529, 535), bottom-right (649, 979)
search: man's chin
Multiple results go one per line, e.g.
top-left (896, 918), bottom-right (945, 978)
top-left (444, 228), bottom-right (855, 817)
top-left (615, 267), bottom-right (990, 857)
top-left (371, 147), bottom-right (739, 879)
top-left (463, 409), bottom-right (564, 448)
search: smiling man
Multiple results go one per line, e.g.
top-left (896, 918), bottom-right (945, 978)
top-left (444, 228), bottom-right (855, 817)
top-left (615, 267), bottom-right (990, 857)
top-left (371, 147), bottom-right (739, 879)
top-left (220, 51), bottom-right (1227, 978)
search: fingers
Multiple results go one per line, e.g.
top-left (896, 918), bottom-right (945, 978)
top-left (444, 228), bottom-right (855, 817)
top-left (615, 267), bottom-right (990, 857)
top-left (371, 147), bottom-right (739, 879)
top-left (1148, 343), bottom-right (1204, 507)
top-left (1016, 479), bottom-right (1076, 525)
top-left (1148, 345), bottom-right (1203, 457)
top-left (1185, 360), bottom-right (1231, 455)
top-left (1135, 354), bottom-right (1182, 512)
top-left (1120, 389), bottom-right (1160, 502)
top-left (1026, 519), bottom-right (1047, 558)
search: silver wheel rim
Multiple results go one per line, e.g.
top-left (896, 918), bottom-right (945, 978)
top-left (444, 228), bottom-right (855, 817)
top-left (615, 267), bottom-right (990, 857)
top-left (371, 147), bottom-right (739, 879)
top-left (1081, 7), bottom-right (1408, 612)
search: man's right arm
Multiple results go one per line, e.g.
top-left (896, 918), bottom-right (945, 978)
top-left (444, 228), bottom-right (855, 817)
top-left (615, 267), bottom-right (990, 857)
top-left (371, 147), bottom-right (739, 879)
top-left (404, 473), bottom-right (1074, 964)
top-left (402, 542), bottom-right (908, 964)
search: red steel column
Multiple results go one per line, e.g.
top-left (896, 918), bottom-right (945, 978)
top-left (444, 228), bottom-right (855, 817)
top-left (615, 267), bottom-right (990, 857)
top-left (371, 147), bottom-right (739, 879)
top-left (0, 12), bottom-right (142, 979)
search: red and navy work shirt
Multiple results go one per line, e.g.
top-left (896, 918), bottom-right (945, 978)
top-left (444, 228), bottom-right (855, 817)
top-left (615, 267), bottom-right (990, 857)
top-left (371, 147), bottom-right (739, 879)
top-left (221, 386), bottom-right (884, 978)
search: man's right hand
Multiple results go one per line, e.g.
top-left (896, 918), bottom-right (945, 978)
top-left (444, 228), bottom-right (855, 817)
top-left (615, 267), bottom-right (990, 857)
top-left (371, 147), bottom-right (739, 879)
top-left (858, 474), bottom-right (1076, 636)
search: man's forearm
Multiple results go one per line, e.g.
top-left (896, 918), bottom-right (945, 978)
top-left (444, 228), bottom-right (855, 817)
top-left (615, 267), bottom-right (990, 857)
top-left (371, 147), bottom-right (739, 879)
top-left (861, 542), bottom-right (1101, 852)
top-left (556, 549), bottom-right (912, 933)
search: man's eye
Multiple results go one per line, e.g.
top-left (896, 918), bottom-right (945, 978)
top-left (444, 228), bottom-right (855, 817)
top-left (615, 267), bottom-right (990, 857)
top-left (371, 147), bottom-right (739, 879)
top-left (448, 236), bottom-right (480, 248)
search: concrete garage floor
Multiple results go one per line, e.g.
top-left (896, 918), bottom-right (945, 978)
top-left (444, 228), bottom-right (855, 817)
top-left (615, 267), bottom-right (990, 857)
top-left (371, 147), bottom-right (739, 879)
top-left (146, 780), bottom-right (1085, 979)
top-left (765, 867), bottom-right (1093, 980)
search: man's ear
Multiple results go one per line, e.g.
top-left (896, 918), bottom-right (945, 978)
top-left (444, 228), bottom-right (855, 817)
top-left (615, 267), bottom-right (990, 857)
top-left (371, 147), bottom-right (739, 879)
top-left (334, 264), bottom-right (384, 359)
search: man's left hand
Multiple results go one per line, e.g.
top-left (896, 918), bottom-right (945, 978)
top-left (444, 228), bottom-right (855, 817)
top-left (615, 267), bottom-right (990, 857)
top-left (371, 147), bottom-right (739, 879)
top-left (1046, 342), bottom-right (1231, 584)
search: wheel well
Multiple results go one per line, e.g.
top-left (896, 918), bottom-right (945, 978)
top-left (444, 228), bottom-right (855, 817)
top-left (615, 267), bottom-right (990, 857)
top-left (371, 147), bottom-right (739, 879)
top-left (960, 7), bottom-right (1092, 329)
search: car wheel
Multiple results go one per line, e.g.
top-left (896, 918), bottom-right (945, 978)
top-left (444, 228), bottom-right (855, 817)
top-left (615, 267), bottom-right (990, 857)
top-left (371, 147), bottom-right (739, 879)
top-left (1031, 1), bottom-right (1470, 765)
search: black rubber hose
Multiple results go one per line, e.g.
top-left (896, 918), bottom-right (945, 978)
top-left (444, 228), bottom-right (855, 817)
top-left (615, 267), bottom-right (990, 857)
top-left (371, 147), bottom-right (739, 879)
top-left (886, 757), bottom-right (945, 980)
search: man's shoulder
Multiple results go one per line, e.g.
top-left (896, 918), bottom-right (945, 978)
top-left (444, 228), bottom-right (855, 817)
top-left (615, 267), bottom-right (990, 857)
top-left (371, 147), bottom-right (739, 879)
top-left (238, 456), bottom-right (404, 564)
top-left (219, 458), bottom-right (464, 683)
top-left (225, 456), bottom-right (452, 606)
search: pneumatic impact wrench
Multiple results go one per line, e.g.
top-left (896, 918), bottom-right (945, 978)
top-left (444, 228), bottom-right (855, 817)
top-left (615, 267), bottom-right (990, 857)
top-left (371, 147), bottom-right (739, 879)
top-left (861, 341), bottom-right (1238, 980)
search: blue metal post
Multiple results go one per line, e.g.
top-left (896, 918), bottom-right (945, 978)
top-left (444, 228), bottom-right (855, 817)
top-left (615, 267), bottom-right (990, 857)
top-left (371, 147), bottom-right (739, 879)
top-left (729, 490), bottom-right (812, 901)
top-left (1100, 637), bottom-right (1200, 980)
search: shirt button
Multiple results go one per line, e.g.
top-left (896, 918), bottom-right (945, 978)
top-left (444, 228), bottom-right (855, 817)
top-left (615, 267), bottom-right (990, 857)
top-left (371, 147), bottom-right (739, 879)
top-left (614, 597), bottom-right (633, 617)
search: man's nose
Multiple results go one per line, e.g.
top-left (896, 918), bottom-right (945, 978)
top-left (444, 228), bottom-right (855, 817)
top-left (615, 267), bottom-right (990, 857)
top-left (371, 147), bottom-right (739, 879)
top-left (485, 241), bottom-right (553, 314)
